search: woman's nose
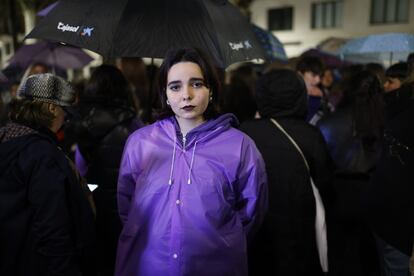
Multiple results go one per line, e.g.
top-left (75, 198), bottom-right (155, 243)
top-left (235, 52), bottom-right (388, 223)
top-left (182, 86), bottom-right (193, 100)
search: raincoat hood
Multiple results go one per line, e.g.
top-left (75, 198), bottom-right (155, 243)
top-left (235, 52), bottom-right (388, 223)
top-left (161, 113), bottom-right (239, 142)
top-left (256, 69), bottom-right (308, 120)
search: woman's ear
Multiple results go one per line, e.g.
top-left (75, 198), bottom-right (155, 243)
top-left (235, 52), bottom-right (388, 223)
top-left (48, 103), bottom-right (58, 115)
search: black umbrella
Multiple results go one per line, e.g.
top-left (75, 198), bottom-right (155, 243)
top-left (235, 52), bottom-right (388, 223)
top-left (27, 0), bottom-right (266, 67)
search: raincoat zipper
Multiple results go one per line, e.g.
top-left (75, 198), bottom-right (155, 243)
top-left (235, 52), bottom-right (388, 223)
top-left (182, 136), bottom-right (187, 152)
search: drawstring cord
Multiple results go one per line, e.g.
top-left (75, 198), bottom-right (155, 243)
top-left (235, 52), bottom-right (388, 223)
top-left (168, 135), bottom-right (177, 185)
top-left (168, 132), bottom-right (200, 185)
top-left (187, 141), bottom-right (198, 185)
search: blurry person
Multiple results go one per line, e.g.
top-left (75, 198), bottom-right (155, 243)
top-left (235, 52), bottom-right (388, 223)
top-left (296, 56), bottom-right (325, 122)
top-left (0, 67), bottom-right (25, 126)
top-left (319, 67), bottom-right (337, 114)
top-left (221, 63), bottom-right (259, 123)
top-left (0, 73), bottom-right (96, 275)
top-left (27, 62), bottom-right (49, 75)
top-left (406, 52), bottom-right (414, 82)
top-left (117, 57), bottom-right (151, 122)
top-left (383, 62), bottom-right (408, 93)
top-left (317, 71), bottom-right (384, 276)
top-left (241, 69), bottom-right (333, 276)
top-left (363, 57), bottom-right (414, 276)
top-left (411, 243), bottom-right (414, 276)
top-left (366, 62), bottom-right (386, 85)
top-left (69, 64), bottom-right (142, 276)
top-left (115, 48), bottom-right (267, 276)
top-left (321, 67), bottom-right (334, 90)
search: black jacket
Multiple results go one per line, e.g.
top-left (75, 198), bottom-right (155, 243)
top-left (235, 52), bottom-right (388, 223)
top-left (68, 99), bottom-right (141, 276)
top-left (0, 124), bottom-right (96, 276)
top-left (69, 100), bottom-right (140, 190)
top-left (240, 70), bottom-right (333, 276)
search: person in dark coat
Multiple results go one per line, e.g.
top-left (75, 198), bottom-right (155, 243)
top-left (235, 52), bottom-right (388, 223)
top-left (241, 69), bottom-right (333, 276)
top-left (317, 70), bottom-right (384, 276)
top-left (362, 79), bottom-right (414, 276)
top-left (0, 73), bottom-right (96, 276)
top-left (67, 64), bottom-right (142, 276)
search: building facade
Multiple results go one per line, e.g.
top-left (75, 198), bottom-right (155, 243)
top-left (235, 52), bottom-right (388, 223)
top-left (251, 0), bottom-right (414, 57)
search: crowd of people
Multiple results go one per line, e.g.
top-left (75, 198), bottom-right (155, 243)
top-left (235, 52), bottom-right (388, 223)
top-left (0, 48), bottom-right (413, 276)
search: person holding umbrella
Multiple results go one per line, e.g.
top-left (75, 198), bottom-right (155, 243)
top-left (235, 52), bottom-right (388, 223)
top-left (115, 48), bottom-right (268, 276)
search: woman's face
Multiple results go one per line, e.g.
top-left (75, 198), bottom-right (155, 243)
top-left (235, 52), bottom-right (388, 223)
top-left (166, 61), bottom-right (210, 127)
top-left (322, 69), bottom-right (334, 88)
top-left (49, 104), bottom-right (65, 133)
top-left (302, 71), bottom-right (321, 90)
top-left (383, 77), bottom-right (402, 93)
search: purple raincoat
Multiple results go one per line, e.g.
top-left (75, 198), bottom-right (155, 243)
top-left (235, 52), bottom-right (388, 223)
top-left (115, 114), bottom-right (268, 276)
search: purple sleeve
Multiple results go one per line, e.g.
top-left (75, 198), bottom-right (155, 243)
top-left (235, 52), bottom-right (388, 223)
top-left (236, 136), bottom-right (268, 240)
top-left (117, 138), bottom-right (136, 224)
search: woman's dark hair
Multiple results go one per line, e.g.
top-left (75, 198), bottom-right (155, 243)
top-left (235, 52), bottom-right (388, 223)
top-left (339, 70), bottom-right (384, 149)
top-left (156, 48), bottom-right (221, 120)
top-left (385, 62), bottom-right (408, 81)
top-left (8, 98), bottom-right (55, 129)
top-left (296, 56), bottom-right (324, 76)
top-left (83, 64), bottom-right (130, 103)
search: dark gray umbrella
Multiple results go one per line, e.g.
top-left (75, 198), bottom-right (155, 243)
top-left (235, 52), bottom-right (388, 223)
top-left (26, 0), bottom-right (266, 67)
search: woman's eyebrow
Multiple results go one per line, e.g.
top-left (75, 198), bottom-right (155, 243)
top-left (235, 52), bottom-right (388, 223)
top-left (189, 77), bottom-right (204, 82)
top-left (167, 80), bottom-right (181, 86)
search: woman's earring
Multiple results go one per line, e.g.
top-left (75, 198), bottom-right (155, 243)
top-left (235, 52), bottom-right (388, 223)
top-left (166, 99), bottom-right (170, 105)
top-left (209, 96), bottom-right (213, 103)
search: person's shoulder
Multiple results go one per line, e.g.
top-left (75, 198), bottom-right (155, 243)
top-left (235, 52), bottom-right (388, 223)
top-left (317, 109), bottom-right (350, 130)
top-left (23, 133), bottom-right (56, 152)
top-left (126, 119), bottom-right (171, 143)
top-left (224, 125), bottom-right (259, 146)
top-left (240, 118), bottom-right (270, 131)
top-left (19, 134), bottom-right (64, 167)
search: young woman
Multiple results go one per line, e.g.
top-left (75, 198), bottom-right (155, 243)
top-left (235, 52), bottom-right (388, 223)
top-left (115, 48), bottom-right (268, 276)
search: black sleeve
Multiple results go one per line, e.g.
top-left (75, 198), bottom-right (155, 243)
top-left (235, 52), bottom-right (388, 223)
top-left (26, 143), bottom-right (81, 276)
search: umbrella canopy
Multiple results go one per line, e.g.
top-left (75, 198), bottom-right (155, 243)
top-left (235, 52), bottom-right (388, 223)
top-left (337, 32), bottom-right (414, 65)
top-left (7, 41), bottom-right (94, 70)
top-left (251, 24), bottom-right (287, 62)
top-left (26, 0), bottom-right (267, 67)
top-left (37, 1), bottom-right (59, 17)
top-left (316, 37), bottom-right (348, 55)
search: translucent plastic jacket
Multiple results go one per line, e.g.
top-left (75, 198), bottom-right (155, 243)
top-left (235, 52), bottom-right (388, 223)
top-left (115, 114), bottom-right (267, 276)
